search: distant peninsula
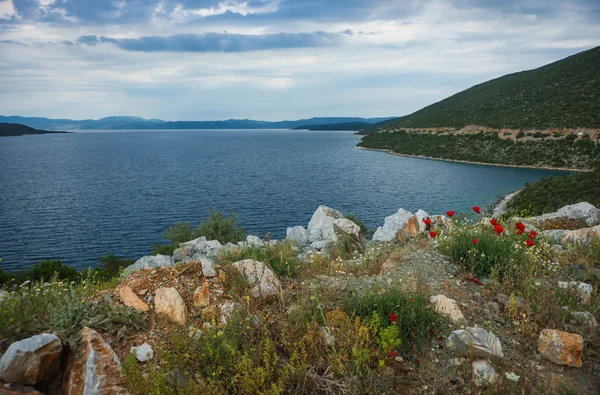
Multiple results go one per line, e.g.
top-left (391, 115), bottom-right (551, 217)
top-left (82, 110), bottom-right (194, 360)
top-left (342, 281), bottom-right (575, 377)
top-left (0, 123), bottom-right (70, 137)
top-left (293, 121), bottom-right (372, 131)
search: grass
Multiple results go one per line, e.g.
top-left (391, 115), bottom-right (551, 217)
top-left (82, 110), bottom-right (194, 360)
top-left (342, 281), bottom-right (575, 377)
top-left (217, 240), bottom-right (300, 278)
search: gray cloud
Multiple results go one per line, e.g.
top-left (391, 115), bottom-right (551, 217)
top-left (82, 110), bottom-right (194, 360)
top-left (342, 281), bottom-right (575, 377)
top-left (75, 31), bottom-right (352, 52)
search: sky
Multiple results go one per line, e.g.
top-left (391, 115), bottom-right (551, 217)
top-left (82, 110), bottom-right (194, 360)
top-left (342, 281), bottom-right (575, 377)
top-left (0, 0), bottom-right (598, 121)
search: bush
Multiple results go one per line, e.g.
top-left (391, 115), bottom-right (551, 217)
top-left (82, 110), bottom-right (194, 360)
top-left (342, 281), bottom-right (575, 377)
top-left (152, 208), bottom-right (247, 254)
top-left (345, 213), bottom-right (368, 234)
top-left (196, 208), bottom-right (247, 244)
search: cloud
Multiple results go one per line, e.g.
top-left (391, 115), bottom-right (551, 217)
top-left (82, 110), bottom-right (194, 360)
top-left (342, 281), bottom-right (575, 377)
top-left (75, 30), bottom-right (352, 52)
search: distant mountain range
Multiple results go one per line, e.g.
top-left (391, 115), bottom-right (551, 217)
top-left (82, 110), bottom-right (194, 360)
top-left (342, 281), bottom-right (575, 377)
top-left (0, 115), bottom-right (396, 131)
top-left (0, 123), bottom-right (70, 137)
top-left (367, 45), bottom-right (600, 131)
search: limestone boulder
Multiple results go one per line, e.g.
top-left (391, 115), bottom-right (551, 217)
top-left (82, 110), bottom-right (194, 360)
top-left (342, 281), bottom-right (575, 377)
top-left (538, 329), bottom-right (583, 367)
top-left (430, 295), bottom-right (467, 325)
top-left (472, 360), bottom-right (498, 387)
top-left (373, 209), bottom-right (414, 242)
top-left (200, 257), bottom-right (217, 277)
top-left (155, 287), bottom-right (189, 326)
top-left (307, 206), bottom-right (344, 243)
top-left (119, 285), bottom-right (149, 312)
top-left (130, 343), bottom-right (153, 363)
top-left (231, 259), bottom-right (281, 299)
top-left (286, 226), bottom-right (309, 245)
top-left (123, 254), bottom-right (173, 277)
top-left (246, 235), bottom-right (264, 248)
top-left (446, 327), bottom-right (504, 359)
top-left (63, 327), bottom-right (128, 394)
top-left (172, 245), bottom-right (195, 262)
top-left (0, 334), bottom-right (62, 385)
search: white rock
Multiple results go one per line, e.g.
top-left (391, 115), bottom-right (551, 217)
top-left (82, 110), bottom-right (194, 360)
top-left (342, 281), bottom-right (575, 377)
top-left (180, 236), bottom-right (207, 247)
top-left (205, 240), bottom-right (223, 250)
top-left (246, 235), bottom-right (264, 248)
top-left (310, 240), bottom-right (331, 250)
top-left (123, 254), bottom-right (174, 276)
top-left (558, 281), bottom-right (593, 304)
top-left (219, 301), bottom-right (244, 325)
top-left (286, 226), bottom-right (309, 245)
top-left (307, 206), bottom-right (344, 243)
top-left (472, 360), bottom-right (498, 387)
top-left (130, 343), bottom-right (154, 362)
top-left (173, 245), bottom-right (195, 261)
top-left (372, 209), bottom-right (414, 241)
top-left (232, 259), bottom-right (281, 299)
top-left (559, 225), bottom-right (600, 248)
top-left (446, 327), bottom-right (504, 359)
top-left (556, 202), bottom-right (599, 220)
top-left (430, 295), bottom-right (467, 325)
top-left (0, 334), bottom-right (63, 385)
top-left (200, 257), bottom-right (217, 277)
top-left (155, 287), bottom-right (189, 326)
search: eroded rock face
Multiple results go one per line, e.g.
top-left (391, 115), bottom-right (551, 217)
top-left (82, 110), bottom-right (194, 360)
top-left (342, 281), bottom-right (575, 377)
top-left (119, 286), bottom-right (149, 312)
top-left (430, 295), bottom-right (467, 325)
top-left (446, 327), bottom-right (504, 359)
top-left (538, 329), bottom-right (583, 368)
top-left (522, 202), bottom-right (599, 225)
top-left (231, 259), bottom-right (281, 299)
top-left (0, 334), bottom-right (62, 385)
top-left (155, 287), bottom-right (189, 326)
top-left (559, 226), bottom-right (600, 248)
top-left (63, 327), bottom-right (128, 395)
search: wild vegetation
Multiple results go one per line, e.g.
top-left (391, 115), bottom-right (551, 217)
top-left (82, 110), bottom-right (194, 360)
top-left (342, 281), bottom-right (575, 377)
top-left (369, 46), bottom-right (600, 130)
top-left (358, 129), bottom-right (599, 170)
top-left (1, 206), bottom-right (599, 394)
top-left (506, 170), bottom-right (600, 216)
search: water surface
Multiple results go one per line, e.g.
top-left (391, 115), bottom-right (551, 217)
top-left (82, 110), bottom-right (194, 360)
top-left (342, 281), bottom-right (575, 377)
top-left (0, 130), bottom-right (567, 271)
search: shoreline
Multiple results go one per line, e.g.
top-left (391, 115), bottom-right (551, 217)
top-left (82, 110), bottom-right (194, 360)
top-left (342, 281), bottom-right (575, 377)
top-left (354, 146), bottom-right (589, 172)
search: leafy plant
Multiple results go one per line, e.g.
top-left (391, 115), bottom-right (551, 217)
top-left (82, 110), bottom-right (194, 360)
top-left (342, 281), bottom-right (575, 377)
top-left (196, 208), bottom-right (247, 244)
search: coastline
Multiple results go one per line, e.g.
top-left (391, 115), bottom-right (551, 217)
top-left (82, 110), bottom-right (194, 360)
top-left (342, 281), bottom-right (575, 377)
top-left (354, 146), bottom-right (589, 172)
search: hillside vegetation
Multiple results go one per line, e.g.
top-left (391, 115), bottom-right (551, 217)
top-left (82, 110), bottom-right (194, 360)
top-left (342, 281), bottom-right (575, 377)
top-left (358, 130), bottom-right (599, 170)
top-left (293, 121), bottom-right (371, 131)
top-left (506, 170), bottom-right (600, 216)
top-left (374, 46), bottom-right (600, 130)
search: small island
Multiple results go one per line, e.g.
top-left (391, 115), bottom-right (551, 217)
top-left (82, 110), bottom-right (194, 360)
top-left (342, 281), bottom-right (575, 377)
top-left (0, 122), bottom-right (70, 137)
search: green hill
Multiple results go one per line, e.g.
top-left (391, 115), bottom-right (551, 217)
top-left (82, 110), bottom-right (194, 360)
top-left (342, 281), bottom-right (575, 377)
top-left (0, 123), bottom-right (69, 137)
top-left (377, 46), bottom-right (600, 130)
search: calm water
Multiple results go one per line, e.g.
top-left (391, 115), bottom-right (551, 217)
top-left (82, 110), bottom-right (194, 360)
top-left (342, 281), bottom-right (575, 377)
top-left (0, 130), bottom-right (567, 271)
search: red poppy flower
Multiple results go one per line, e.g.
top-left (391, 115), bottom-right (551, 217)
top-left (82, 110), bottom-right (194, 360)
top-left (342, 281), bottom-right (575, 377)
top-left (423, 218), bottom-right (432, 225)
top-left (389, 312), bottom-right (397, 323)
top-left (516, 229), bottom-right (525, 235)
top-left (526, 239), bottom-right (535, 247)
top-left (472, 238), bottom-right (479, 245)
top-left (415, 359), bottom-right (420, 365)
top-left (409, 297), bottom-right (414, 302)
top-left (390, 351), bottom-right (398, 357)
top-left (446, 211), bottom-right (455, 218)
top-left (528, 230), bottom-right (538, 239)
top-left (472, 206), bottom-right (481, 214)
top-left (490, 219), bottom-right (499, 226)
top-left (429, 231), bottom-right (437, 238)
top-left (494, 225), bottom-right (504, 235)
top-left (515, 222), bottom-right (526, 231)
top-left (429, 328), bottom-right (435, 336)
